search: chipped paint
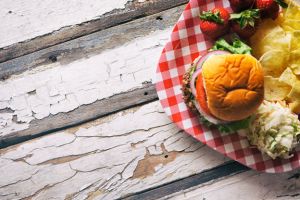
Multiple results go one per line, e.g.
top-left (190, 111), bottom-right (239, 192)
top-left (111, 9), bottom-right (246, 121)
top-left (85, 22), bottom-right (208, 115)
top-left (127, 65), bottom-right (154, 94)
top-left (0, 102), bottom-right (227, 200)
top-left (132, 144), bottom-right (179, 179)
top-left (0, 28), bottom-right (171, 137)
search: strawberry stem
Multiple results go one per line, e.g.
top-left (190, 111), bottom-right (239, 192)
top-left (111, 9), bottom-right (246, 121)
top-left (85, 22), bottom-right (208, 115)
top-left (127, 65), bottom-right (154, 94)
top-left (230, 9), bottom-right (260, 29)
top-left (199, 10), bottom-right (224, 24)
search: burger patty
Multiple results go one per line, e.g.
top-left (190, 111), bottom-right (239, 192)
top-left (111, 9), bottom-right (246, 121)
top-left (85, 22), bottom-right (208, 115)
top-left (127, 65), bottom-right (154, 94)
top-left (181, 62), bottom-right (216, 128)
top-left (181, 63), bottom-right (197, 111)
top-left (181, 55), bottom-right (253, 133)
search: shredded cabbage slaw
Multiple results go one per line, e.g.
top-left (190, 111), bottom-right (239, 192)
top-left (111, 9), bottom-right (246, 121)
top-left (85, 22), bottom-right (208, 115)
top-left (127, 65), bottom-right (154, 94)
top-left (249, 101), bottom-right (300, 159)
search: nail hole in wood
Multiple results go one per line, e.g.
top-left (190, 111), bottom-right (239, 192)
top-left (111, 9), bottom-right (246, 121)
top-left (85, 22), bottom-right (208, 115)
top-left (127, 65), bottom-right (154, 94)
top-left (164, 155), bottom-right (168, 158)
top-left (49, 55), bottom-right (57, 62)
top-left (8, 11), bottom-right (12, 14)
top-left (12, 115), bottom-right (18, 123)
top-left (156, 16), bottom-right (163, 20)
top-left (28, 90), bottom-right (36, 95)
top-left (144, 91), bottom-right (148, 96)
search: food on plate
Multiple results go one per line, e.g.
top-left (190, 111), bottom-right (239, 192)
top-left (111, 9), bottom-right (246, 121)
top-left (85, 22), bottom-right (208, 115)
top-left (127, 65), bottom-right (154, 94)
top-left (230, 9), bottom-right (260, 38)
top-left (290, 50), bottom-right (300, 75)
top-left (182, 51), bottom-right (264, 132)
top-left (264, 76), bottom-right (291, 101)
top-left (199, 8), bottom-right (230, 39)
top-left (258, 50), bottom-right (288, 77)
top-left (282, 0), bottom-right (300, 25)
top-left (229, 0), bottom-right (255, 12)
top-left (249, 1), bottom-right (300, 114)
top-left (255, 0), bottom-right (287, 19)
top-left (279, 67), bottom-right (298, 86)
top-left (211, 38), bottom-right (252, 54)
top-left (249, 101), bottom-right (300, 159)
top-left (250, 19), bottom-right (291, 58)
top-left (184, 0), bottom-right (300, 160)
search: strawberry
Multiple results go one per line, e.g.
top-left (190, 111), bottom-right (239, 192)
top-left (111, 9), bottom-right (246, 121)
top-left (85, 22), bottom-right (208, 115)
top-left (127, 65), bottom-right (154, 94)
top-left (230, 9), bottom-right (260, 39)
top-left (255, 0), bottom-right (287, 19)
top-left (229, 0), bottom-right (255, 12)
top-left (199, 8), bottom-right (230, 39)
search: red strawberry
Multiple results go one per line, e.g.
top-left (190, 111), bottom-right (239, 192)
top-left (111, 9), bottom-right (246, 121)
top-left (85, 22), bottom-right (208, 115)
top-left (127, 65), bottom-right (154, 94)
top-left (230, 9), bottom-right (260, 39)
top-left (229, 0), bottom-right (255, 12)
top-left (199, 8), bottom-right (230, 39)
top-left (255, 0), bottom-right (287, 19)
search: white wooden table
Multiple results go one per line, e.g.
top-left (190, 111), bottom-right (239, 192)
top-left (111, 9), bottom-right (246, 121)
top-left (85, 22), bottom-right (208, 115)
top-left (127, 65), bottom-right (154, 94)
top-left (0, 1), bottom-right (299, 199)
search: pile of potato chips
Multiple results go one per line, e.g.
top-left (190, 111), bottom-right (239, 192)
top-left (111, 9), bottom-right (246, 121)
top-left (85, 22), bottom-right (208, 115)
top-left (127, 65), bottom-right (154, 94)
top-left (250, 0), bottom-right (300, 114)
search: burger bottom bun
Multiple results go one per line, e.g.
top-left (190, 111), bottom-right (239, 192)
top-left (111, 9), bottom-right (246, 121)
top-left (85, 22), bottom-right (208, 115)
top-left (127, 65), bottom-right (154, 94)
top-left (201, 54), bottom-right (264, 121)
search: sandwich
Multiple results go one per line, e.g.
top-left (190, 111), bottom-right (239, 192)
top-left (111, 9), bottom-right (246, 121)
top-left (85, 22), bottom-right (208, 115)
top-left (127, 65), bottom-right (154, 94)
top-left (182, 51), bottom-right (264, 132)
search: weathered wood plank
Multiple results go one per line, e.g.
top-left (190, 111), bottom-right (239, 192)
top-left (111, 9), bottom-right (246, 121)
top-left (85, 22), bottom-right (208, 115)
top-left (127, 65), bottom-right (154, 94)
top-left (0, 0), bottom-right (132, 48)
top-left (0, 101), bottom-right (229, 200)
top-left (0, 84), bottom-right (157, 148)
top-left (0, 4), bottom-right (184, 79)
top-left (0, 0), bottom-right (188, 63)
top-left (122, 162), bottom-right (249, 200)
top-left (159, 170), bottom-right (300, 200)
top-left (0, 5), bottom-right (186, 145)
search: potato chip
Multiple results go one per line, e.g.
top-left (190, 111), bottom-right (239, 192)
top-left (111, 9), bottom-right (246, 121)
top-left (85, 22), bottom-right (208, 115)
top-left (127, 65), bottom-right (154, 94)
top-left (279, 67), bottom-right (298, 86)
top-left (282, 20), bottom-right (300, 31)
top-left (250, 19), bottom-right (279, 58)
top-left (290, 64), bottom-right (300, 75)
top-left (250, 23), bottom-right (291, 58)
top-left (289, 101), bottom-right (300, 114)
top-left (290, 31), bottom-right (300, 51)
top-left (259, 50), bottom-right (288, 77)
top-left (263, 27), bottom-right (292, 52)
top-left (284, 0), bottom-right (300, 20)
top-left (289, 50), bottom-right (300, 75)
top-left (264, 76), bottom-right (292, 101)
top-left (287, 80), bottom-right (300, 101)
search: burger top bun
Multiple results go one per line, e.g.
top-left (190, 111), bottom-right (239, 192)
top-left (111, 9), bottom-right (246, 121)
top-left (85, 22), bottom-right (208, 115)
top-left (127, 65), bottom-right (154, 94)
top-left (202, 54), bottom-right (264, 121)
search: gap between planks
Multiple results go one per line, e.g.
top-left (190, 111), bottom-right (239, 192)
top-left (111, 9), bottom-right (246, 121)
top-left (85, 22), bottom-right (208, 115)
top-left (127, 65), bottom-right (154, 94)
top-left (1, 99), bottom-right (299, 199)
top-left (0, 100), bottom-right (230, 200)
top-left (0, 4), bottom-right (185, 79)
top-left (159, 169), bottom-right (300, 200)
top-left (0, 4), bottom-right (186, 148)
top-left (0, 0), bottom-right (188, 63)
top-left (121, 161), bottom-right (249, 200)
top-left (0, 84), bottom-right (157, 149)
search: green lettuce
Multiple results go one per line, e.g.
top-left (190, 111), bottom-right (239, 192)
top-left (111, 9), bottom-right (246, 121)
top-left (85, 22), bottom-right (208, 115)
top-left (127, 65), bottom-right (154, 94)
top-left (211, 38), bottom-right (252, 54)
top-left (195, 102), bottom-right (251, 133)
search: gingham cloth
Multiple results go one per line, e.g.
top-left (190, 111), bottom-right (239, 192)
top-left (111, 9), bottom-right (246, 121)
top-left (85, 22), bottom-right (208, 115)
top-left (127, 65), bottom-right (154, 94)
top-left (156, 0), bottom-right (300, 173)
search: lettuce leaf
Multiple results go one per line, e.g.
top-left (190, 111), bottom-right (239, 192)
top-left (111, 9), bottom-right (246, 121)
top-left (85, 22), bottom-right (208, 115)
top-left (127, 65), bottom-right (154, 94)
top-left (198, 113), bottom-right (251, 133)
top-left (211, 38), bottom-right (252, 54)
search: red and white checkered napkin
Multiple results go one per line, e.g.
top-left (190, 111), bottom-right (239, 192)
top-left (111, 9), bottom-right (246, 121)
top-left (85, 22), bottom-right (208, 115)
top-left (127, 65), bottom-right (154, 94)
top-left (156, 0), bottom-right (300, 173)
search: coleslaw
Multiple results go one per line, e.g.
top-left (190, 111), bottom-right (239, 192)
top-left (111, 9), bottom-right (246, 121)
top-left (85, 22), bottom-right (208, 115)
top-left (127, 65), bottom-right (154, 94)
top-left (249, 101), bottom-right (300, 159)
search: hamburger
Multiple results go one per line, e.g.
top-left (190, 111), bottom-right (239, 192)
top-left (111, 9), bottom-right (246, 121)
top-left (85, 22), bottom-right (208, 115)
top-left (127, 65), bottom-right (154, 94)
top-left (182, 51), bottom-right (264, 132)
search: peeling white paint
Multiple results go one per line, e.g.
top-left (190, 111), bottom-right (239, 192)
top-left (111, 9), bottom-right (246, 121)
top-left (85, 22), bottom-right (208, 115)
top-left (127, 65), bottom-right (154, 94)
top-left (0, 28), bottom-right (171, 137)
top-left (0, 102), bottom-right (227, 200)
top-left (0, 0), bottom-right (133, 48)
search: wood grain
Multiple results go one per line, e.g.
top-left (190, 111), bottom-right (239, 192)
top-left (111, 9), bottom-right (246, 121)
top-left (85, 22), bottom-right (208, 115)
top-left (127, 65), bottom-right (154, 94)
top-left (158, 170), bottom-right (300, 200)
top-left (122, 162), bottom-right (249, 200)
top-left (0, 5), bottom-right (186, 147)
top-left (0, 0), bottom-right (188, 63)
top-left (0, 84), bottom-right (157, 148)
top-left (0, 4), bottom-right (184, 79)
top-left (0, 101), bottom-right (229, 200)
